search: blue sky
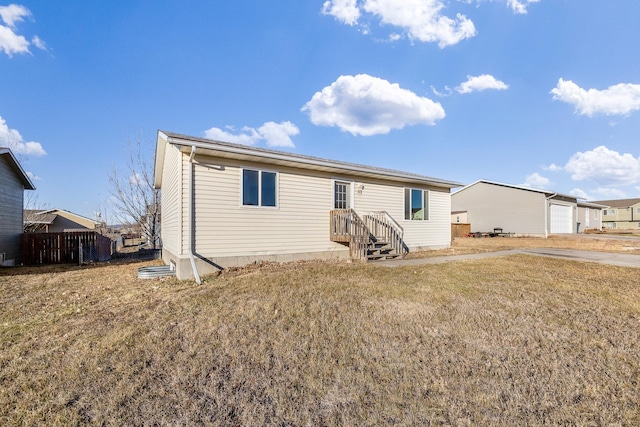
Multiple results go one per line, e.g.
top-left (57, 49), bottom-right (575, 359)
top-left (2, 1), bottom-right (640, 219)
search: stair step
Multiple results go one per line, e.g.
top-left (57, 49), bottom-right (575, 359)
top-left (367, 253), bottom-right (402, 261)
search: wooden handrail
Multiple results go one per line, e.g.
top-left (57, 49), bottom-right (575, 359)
top-left (363, 211), bottom-right (407, 258)
top-left (330, 209), bottom-right (407, 261)
top-left (329, 209), bottom-right (370, 262)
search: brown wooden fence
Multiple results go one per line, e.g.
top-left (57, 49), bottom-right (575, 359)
top-left (451, 223), bottom-right (471, 239)
top-left (22, 231), bottom-right (112, 265)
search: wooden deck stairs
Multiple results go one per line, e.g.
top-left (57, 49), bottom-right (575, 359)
top-left (329, 209), bottom-right (408, 262)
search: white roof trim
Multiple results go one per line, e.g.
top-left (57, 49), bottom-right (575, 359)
top-left (156, 130), bottom-right (462, 189)
top-left (0, 147), bottom-right (36, 190)
top-left (455, 179), bottom-right (576, 200)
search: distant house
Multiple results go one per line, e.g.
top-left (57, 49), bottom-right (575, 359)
top-left (591, 198), bottom-right (640, 229)
top-left (154, 131), bottom-right (461, 280)
top-left (0, 147), bottom-right (35, 266)
top-left (24, 208), bottom-right (101, 233)
top-left (451, 180), bottom-right (603, 237)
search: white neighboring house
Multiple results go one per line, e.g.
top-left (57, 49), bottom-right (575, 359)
top-left (0, 147), bottom-right (35, 266)
top-left (451, 180), bottom-right (603, 237)
top-left (154, 131), bottom-right (462, 281)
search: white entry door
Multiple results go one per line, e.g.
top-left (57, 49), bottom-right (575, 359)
top-left (550, 204), bottom-right (573, 234)
top-left (334, 181), bottom-right (351, 209)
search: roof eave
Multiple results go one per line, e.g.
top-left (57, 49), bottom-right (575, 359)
top-left (159, 131), bottom-right (462, 189)
top-left (0, 148), bottom-right (36, 190)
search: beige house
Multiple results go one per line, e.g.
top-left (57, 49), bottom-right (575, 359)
top-left (0, 148), bottom-right (35, 266)
top-left (154, 131), bottom-right (461, 281)
top-left (592, 198), bottom-right (640, 229)
top-left (451, 180), bottom-right (602, 237)
top-left (24, 208), bottom-right (101, 233)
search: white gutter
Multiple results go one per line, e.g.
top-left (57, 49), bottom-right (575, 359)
top-left (188, 146), bottom-right (201, 284)
top-left (544, 193), bottom-right (557, 238)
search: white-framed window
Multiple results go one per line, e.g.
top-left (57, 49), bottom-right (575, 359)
top-left (594, 210), bottom-right (599, 219)
top-left (242, 169), bottom-right (277, 207)
top-left (333, 180), bottom-right (351, 209)
top-left (404, 188), bottom-right (429, 220)
top-left (604, 209), bottom-right (616, 216)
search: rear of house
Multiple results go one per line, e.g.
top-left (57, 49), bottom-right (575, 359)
top-left (451, 180), bottom-right (583, 237)
top-left (0, 148), bottom-right (35, 266)
top-left (154, 131), bottom-right (461, 280)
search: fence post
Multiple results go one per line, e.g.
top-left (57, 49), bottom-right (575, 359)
top-left (78, 236), bottom-right (83, 265)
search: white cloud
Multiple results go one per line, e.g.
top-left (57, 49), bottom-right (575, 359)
top-left (256, 121), bottom-right (299, 147)
top-left (322, 0), bottom-right (360, 26)
top-left (507, 0), bottom-right (540, 14)
top-left (204, 121), bottom-right (299, 148)
top-left (455, 74), bottom-right (509, 94)
top-left (322, 0), bottom-right (476, 48)
top-left (31, 35), bottom-right (47, 51)
top-left (0, 4), bottom-right (30, 28)
top-left (543, 163), bottom-right (563, 172)
top-left (0, 116), bottom-right (46, 156)
top-left (431, 85), bottom-right (452, 97)
top-left (460, 0), bottom-right (540, 15)
top-left (551, 78), bottom-right (640, 117)
top-left (302, 74), bottom-right (445, 136)
top-left (521, 172), bottom-right (550, 188)
top-left (591, 187), bottom-right (627, 199)
top-left (569, 188), bottom-right (589, 200)
top-left (563, 146), bottom-right (640, 187)
top-left (0, 4), bottom-right (39, 57)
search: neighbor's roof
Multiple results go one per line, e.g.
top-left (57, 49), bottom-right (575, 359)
top-left (576, 201), bottom-right (608, 209)
top-left (23, 209), bottom-right (57, 224)
top-left (590, 198), bottom-right (640, 208)
top-left (453, 179), bottom-right (576, 200)
top-left (0, 147), bottom-right (36, 190)
top-left (154, 131), bottom-right (462, 189)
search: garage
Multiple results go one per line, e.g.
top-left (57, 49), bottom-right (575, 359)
top-left (550, 204), bottom-right (573, 234)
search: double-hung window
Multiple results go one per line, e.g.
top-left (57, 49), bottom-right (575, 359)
top-left (404, 188), bottom-right (429, 220)
top-left (242, 169), bottom-right (277, 207)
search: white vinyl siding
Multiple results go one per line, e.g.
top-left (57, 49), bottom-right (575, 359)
top-left (191, 159), bottom-right (338, 258)
top-left (353, 181), bottom-right (450, 249)
top-left (185, 161), bottom-right (454, 259)
top-left (452, 182), bottom-right (547, 236)
top-left (158, 143), bottom-right (183, 256)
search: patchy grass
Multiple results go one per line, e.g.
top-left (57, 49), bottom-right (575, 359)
top-left (1, 249), bottom-right (639, 425)
top-left (405, 234), bottom-right (640, 259)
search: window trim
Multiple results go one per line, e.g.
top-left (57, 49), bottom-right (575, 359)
top-left (332, 179), bottom-right (354, 210)
top-left (404, 188), bottom-right (430, 221)
top-left (241, 168), bottom-right (278, 208)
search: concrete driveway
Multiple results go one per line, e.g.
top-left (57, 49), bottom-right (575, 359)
top-left (376, 248), bottom-right (640, 269)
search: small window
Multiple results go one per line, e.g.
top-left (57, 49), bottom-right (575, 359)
top-left (404, 188), bottom-right (429, 220)
top-left (242, 169), bottom-right (277, 207)
top-left (334, 181), bottom-right (350, 209)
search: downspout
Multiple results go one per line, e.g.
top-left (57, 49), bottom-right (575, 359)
top-left (544, 193), bottom-right (556, 238)
top-left (188, 146), bottom-right (201, 284)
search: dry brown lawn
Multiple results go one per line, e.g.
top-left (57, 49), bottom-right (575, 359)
top-left (1, 238), bottom-right (639, 425)
top-left (405, 234), bottom-right (640, 259)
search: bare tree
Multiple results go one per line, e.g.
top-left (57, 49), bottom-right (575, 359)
top-left (108, 137), bottom-right (160, 249)
top-left (23, 192), bottom-right (50, 232)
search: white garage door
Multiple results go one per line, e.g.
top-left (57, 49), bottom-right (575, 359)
top-left (550, 204), bottom-right (573, 234)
